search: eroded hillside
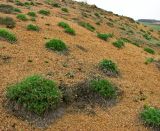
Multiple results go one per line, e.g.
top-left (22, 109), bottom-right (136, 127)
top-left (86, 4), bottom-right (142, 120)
top-left (0, 0), bottom-right (160, 131)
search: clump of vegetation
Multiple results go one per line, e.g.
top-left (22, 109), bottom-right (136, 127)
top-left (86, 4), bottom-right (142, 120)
top-left (145, 58), bottom-right (155, 64)
top-left (0, 28), bottom-right (17, 43)
top-left (0, 4), bottom-right (14, 14)
top-left (14, 8), bottom-right (21, 13)
top-left (143, 33), bottom-right (152, 40)
top-left (27, 24), bottom-right (40, 31)
top-left (46, 39), bottom-right (67, 51)
top-left (90, 79), bottom-right (117, 99)
top-left (16, 14), bottom-right (28, 21)
top-left (61, 8), bottom-right (68, 13)
top-left (0, 17), bottom-right (16, 28)
top-left (6, 75), bottom-right (62, 115)
top-left (99, 59), bottom-right (118, 76)
top-left (38, 10), bottom-right (50, 16)
top-left (140, 106), bottom-right (160, 127)
top-left (52, 3), bottom-right (60, 8)
top-left (58, 22), bottom-right (70, 29)
top-left (27, 11), bottom-right (36, 17)
top-left (65, 27), bottom-right (76, 35)
top-left (112, 40), bottom-right (125, 48)
top-left (78, 22), bottom-right (95, 32)
top-left (97, 33), bottom-right (113, 41)
top-left (144, 47), bottom-right (155, 54)
top-left (94, 12), bottom-right (100, 17)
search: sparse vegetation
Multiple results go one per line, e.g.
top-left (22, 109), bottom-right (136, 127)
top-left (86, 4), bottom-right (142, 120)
top-left (52, 3), bottom-right (60, 8)
top-left (141, 106), bottom-right (160, 127)
top-left (58, 22), bottom-right (70, 29)
top-left (97, 33), bottom-right (113, 41)
top-left (0, 17), bottom-right (16, 28)
top-left (99, 59), bottom-right (118, 76)
top-left (112, 40), bottom-right (125, 48)
top-left (61, 8), bottom-right (68, 13)
top-left (27, 11), bottom-right (36, 17)
top-left (14, 8), bottom-right (21, 13)
top-left (65, 27), bottom-right (76, 35)
top-left (145, 58), bottom-right (155, 64)
top-left (90, 79), bottom-right (117, 98)
top-left (38, 10), bottom-right (50, 16)
top-left (0, 28), bottom-right (17, 43)
top-left (27, 24), bottom-right (40, 31)
top-left (0, 4), bottom-right (14, 14)
top-left (78, 22), bottom-right (95, 32)
top-left (6, 75), bottom-right (62, 115)
top-left (46, 39), bottom-right (67, 51)
top-left (144, 47), bottom-right (155, 54)
top-left (16, 14), bottom-right (28, 21)
top-left (143, 33), bottom-right (152, 40)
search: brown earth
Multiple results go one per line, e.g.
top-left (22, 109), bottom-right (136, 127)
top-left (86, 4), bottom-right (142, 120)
top-left (0, 0), bottom-right (160, 131)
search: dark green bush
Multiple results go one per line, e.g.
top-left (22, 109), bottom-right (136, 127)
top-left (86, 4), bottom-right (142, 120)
top-left (16, 14), bottom-right (28, 21)
top-left (94, 13), bottom-right (100, 17)
top-left (78, 22), bottom-right (95, 32)
top-left (0, 4), bottom-right (14, 14)
top-left (46, 39), bottom-right (67, 51)
top-left (0, 17), bottom-right (16, 28)
top-left (61, 8), bottom-right (68, 12)
top-left (0, 28), bottom-right (17, 43)
top-left (58, 22), bottom-right (70, 29)
top-left (27, 11), bottom-right (36, 17)
top-left (6, 75), bottom-right (62, 115)
top-left (52, 3), bottom-right (60, 8)
top-left (143, 33), bottom-right (152, 40)
top-left (90, 79), bottom-right (117, 98)
top-left (145, 58), bottom-right (155, 64)
top-left (97, 33), bottom-right (113, 41)
top-left (144, 47), bottom-right (155, 54)
top-left (65, 27), bottom-right (76, 35)
top-left (38, 10), bottom-right (50, 16)
top-left (141, 106), bottom-right (160, 127)
top-left (27, 24), bottom-right (40, 31)
top-left (99, 59), bottom-right (118, 75)
top-left (112, 40), bottom-right (125, 48)
top-left (14, 8), bottom-right (21, 13)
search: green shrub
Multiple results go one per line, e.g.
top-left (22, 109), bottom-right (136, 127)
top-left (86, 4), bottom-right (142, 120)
top-left (90, 79), bottom-right (117, 98)
top-left (145, 58), bottom-right (155, 64)
top-left (27, 24), bottom-right (39, 31)
top-left (16, 14), bottom-right (28, 21)
top-left (58, 22), bottom-right (70, 29)
top-left (14, 8), bottom-right (21, 13)
top-left (6, 75), bottom-right (62, 115)
top-left (27, 11), bottom-right (36, 17)
top-left (112, 40), bottom-right (125, 48)
top-left (97, 33), bottom-right (113, 41)
top-left (0, 28), bottom-right (17, 43)
top-left (143, 33), bottom-right (152, 40)
top-left (94, 13), bottom-right (100, 17)
top-left (30, 17), bottom-right (36, 21)
top-left (78, 22), bottom-right (95, 32)
top-left (141, 106), bottom-right (160, 127)
top-left (0, 17), bottom-right (16, 28)
top-left (52, 3), bottom-right (60, 8)
top-left (38, 10), bottom-right (50, 16)
top-left (61, 8), bottom-right (68, 12)
top-left (0, 4), bottom-right (14, 14)
top-left (99, 59), bottom-right (118, 75)
top-left (15, 0), bottom-right (24, 6)
top-left (46, 39), bottom-right (67, 51)
top-left (65, 27), bottom-right (76, 35)
top-left (144, 47), bottom-right (155, 54)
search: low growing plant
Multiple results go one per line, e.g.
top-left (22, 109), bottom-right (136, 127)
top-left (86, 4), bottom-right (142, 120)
top-left (97, 33), bottom-right (113, 41)
top-left (0, 28), bottom-right (17, 43)
top-left (0, 17), bottom-right (16, 28)
top-left (16, 14), bottom-right (28, 21)
top-left (78, 22), bottom-right (95, 32)
top-left (27, 24), bottom-right (40, 31)
top-left (90, 79), bottom-right (117, 99)
top-left (46, 39), bottom-right (67, 51)
top-left (144, 47), bottom-right (155, 54)
top-left (99, 59), bottom-right (118, 76)
top-left (6, 75), bottom-right (62, 115)
top-left (38, 10), bottom-right (50, 16)
top-left (61, 8), bottom-right (68, 13)
top-left (58, 22), bottom-right (70, 29)
top-left (65, 27), bottom-right (76, 35)
top-left (112, 40), bottom-right (125, 48)
top-left (145, 58), bottom-right (155, 64)
top-left (140, 106), bottom-right (160, 127)
top-left (27, 11), bottom-right (36, 17)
